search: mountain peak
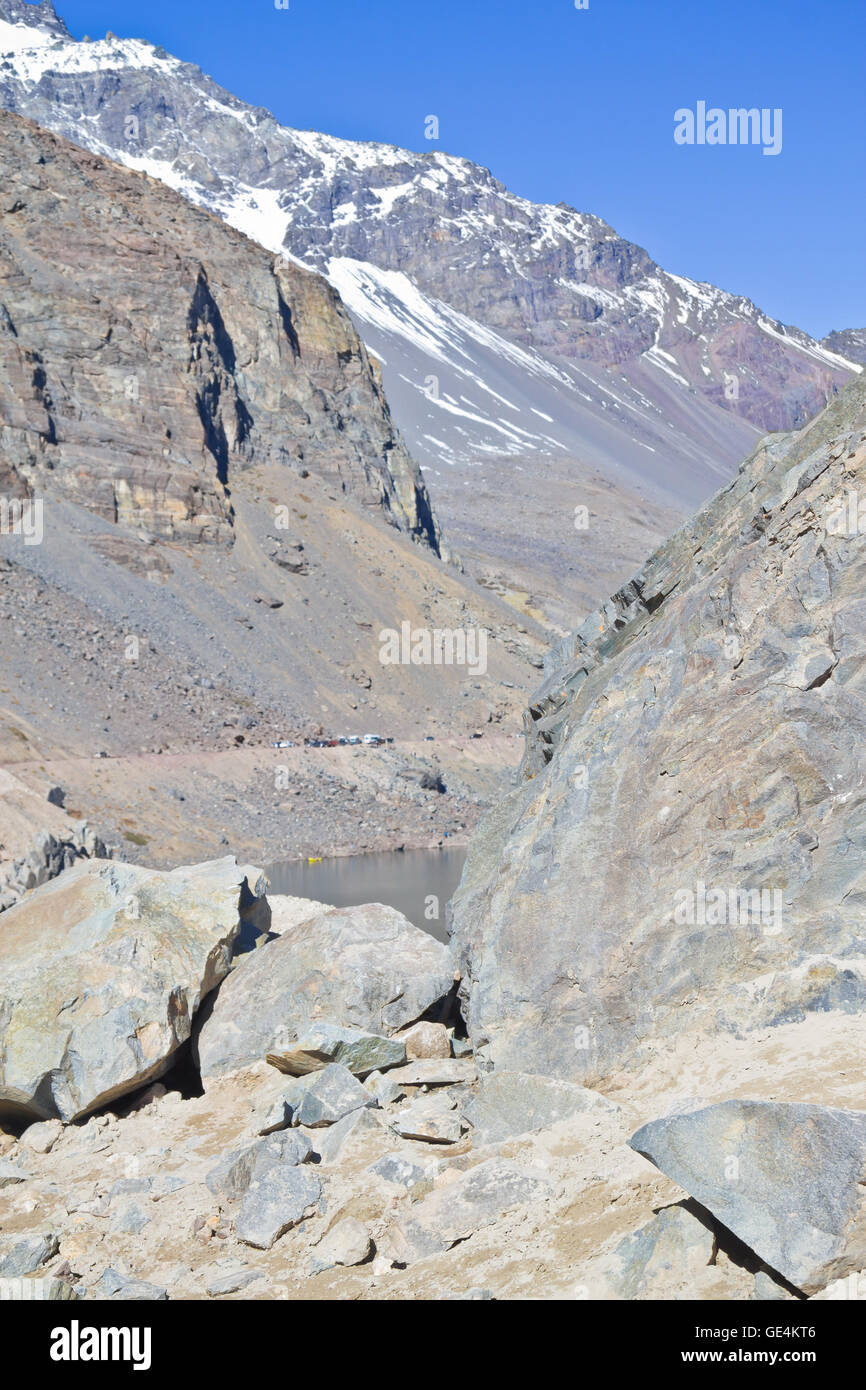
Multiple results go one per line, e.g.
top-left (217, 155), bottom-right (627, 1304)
top-left (0, 0), bottom-right (69, 40)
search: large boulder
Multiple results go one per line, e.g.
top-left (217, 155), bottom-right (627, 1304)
top-left (0, 857), bottom-right (266, 1122)
top-left (629, 1100), bottom-right (866, 1295)
top-left (450, 377), bottom-right (866, 1080)
top-left (194, 903), bottom-right (454, 1083)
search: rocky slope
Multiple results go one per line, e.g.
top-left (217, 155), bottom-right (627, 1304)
top-left (0, 108), bottom-right (551, 895)
top-left (822, 328), bottom-right (866, 366)
top-left (451, 371), bottom-right (866, 1081)
top-left (0, 108), bottom-right (437, 551)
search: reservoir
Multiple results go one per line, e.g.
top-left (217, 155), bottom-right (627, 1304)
top-left (264, 845), bottom-right (468, 943)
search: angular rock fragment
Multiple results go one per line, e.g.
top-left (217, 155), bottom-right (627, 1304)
top-left (630, 1100), bottom-right (866, 1295)
top-left (195, 903), bottom-right (453, 1083)
top-left (462, 1070), bottom-right (617, 1145)
top-left (384, 1159), bottom-right (551, 1264)
top-left (235, 1167), bottom-right (322, 1250)
top-left (267, 1022), bottom-right (406, 1078)
top-left (285, 1064), bottom-right (374, 1128)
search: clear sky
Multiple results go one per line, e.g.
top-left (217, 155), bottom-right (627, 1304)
top-left (45, 0), bottom-right (865, 339)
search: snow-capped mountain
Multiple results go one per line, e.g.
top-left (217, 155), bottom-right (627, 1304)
top-left (0, 0), bottom-right (857, 516)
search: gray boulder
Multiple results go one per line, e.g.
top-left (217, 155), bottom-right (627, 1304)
top-left (590, 1205), bottom-right (717, 1300)
top-left (236, 1167), bottom-right (322, 1250)
top-left (462, 1071), bottom-right (618, 1145)
top-left (98, 1268), bottom-right (168, 1301)
top-left (384, 1159), bottom-right (551, 1265)
top-left (310, 1218), bottom-right (372, 1272)
top-left (285, 1064), bottom-right (374, 1128)
top-left (629, 1100), bottom-right (866, 1294)
top-left (0, 857), bottom-right (266, 1121)
top-left (206, 1130), bottom-right (313, 1203)
top-left (195, 903), bottom-right (453, 1083)
top-left (450, 381), bottom-right (866, 1081)
top-left (0, 1233), bottom-right (58, 1279)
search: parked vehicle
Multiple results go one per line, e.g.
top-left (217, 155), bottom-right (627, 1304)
top-left (272, 740), bottom-right (295, 749)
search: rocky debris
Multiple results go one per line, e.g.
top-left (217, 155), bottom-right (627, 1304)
top-left (282, 1064), bottom-right (374, 1129)
top-left (462, 1071), bottom-right (618, 1145)
top-left (310, 1218), bottom-right (373, 1272)
top-left (266, 1022), bottom-right (406, 1078)
top-left (629, 1100), bottom-right (866, 1295)
top-left (19, 1120), bottom-right (64, 1155)
top-left (313, 1107), bottom-right (385, 1166)
top-left (98, 1268), bottom-right (168, 1301)
top-left (364, 1072), bottom-right (405, 1108)
top-left (398, 1021), bottom-right (451, 1060)
top-left (205, 1259), bottom-right (266, 1298)
top-left (0, 1232), bottom-right (58, 1279)
top-left (383, 1160), bottom-right (552, 1266)
top-left (386, 1059), bottom-right (476, 1088)
top-left (0, 856), bottom-right (266, 1121)
top-left (0, 822), bottom-right (108, 913)
top-left (195, 903), bottom-right (454, 1083)
top-left (205, 1131), bottom-right (314, 1204)
top-left (451, 377), bottom-right (866, 1081)
top-left (235, 1167), bottom-right (322, 1251)
top-left (389, 1095), bottom-right (464, 1145)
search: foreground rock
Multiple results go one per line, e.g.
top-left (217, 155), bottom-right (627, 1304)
top-left (451, 377), bottom-right (866, 1080)
top-left (236, 1168), bottom-right (322, 1250)
top-left (629, 1100), bottom-right (866, 1295)
top-left (0, 857), bottom-right (265, 1122)
top-left (462, 1071), bottom-right (617, 1145)
top-left (195, 904), bottom-right (454, 1082)
top-left (383, 1159), bottom-right (552, 1265)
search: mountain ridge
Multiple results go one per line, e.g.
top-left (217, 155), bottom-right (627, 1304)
top-left (0, 0), bottom-right (857, 516)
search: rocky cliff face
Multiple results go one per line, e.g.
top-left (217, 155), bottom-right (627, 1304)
top-left (822, 328), bottom-right (866, 366)
top-left (450, 372), bottom-right (866, 1082)
top-left (0, 107), bottom-right (438, 550)
top-left (0, 1), bottom-right (856, 480)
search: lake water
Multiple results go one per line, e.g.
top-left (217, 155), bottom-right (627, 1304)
top-left (264, 846), bottom-right (468, 943)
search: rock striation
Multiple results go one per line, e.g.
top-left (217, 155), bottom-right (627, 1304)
top-left (0, 107), bottom-right (439, 550)
top-left (450, 373), bottom-right (866, 1081)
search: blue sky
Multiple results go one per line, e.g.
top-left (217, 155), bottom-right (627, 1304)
top-left (46, 0), bottom-right (864, 339)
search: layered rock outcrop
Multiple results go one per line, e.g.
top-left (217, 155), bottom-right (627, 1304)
top-left (450, 373), bottom-right (866, 1081)
top-left (0, 108), bottom-right (439, 550)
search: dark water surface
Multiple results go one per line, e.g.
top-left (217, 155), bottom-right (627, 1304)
top-left (264, 846), bottom-right (468, 943)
